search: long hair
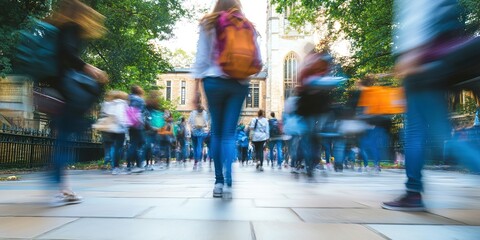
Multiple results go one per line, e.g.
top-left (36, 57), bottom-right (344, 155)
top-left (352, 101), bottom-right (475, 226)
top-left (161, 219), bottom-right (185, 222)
top-left (47, 0), bottom-right (106, 39)
top-left (200, 0), bottom-right (243, 31)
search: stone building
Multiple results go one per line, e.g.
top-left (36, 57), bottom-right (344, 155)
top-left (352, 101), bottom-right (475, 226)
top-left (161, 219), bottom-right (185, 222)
top-left (0, 75), bottom-right (44, 129)
top-left (264, 1), bottom-right (319, 118)
top-left (156, 68), bottom-right (267, 126)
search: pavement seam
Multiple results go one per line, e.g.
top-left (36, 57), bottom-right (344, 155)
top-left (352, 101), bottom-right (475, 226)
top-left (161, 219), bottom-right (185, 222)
top-left (134, 206), bottom-right (155, 218)
top-left (33, 217), bottom-right (81, 239)
top-left (288, 208), bottom-right (306, 222)
top-left (424, 211), bottom-right (471, 225)
top-left (249, 221), bottom-right (257, 240)
top-left (362, 224), bottom-right (391, 240)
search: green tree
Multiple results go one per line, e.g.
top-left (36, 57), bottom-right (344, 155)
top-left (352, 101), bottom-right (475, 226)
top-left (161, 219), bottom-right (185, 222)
top-left (1, 0), bottom-right (188, 91)
top-left (271, 0), bottom-right (480, 77)
top-left (0, 0), bottom-right (52, 76)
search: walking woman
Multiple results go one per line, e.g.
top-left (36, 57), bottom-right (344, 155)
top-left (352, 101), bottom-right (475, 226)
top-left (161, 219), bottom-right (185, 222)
top-left (47, 0), bottom-right (107, 205)
top-left (249, 110), bottom-right (269, 171)
top-left (192, 0), bottom-right (261, 198)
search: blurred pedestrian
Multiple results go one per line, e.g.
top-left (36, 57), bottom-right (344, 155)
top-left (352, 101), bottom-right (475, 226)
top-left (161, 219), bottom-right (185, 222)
top-left (193, 0), bottom-right (262, 198)
top-left (188, 104), bottom-right (209, 170)
top-left (383, 0), bottom-right (480, 211)
top-left (236, 125), bottom-right (249, 166)
top-left (94, 90), bottom-right (129, 175)
top-left (46, 0), bottom-right (107, 205)
top-left (126, 85), bottom-right (146, 173)
top-left (144, 90), bottom-right (164, 171)
top-left (176, 117), bottom-right (188, 165)
top-left (268, 112), bottom-right (284, 169)
top-left (250, 110), bottom-right (269, 171)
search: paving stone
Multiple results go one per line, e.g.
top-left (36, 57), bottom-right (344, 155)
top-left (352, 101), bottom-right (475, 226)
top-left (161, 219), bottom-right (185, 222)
top-left (253, 222), bottom-right (386, 240)
top-left (254, 198), bottom-right (367, 208)
top-left (368, 224), bottom-right (480, 240)
top-left (428, 209), bottom-right (480, 225)
top-left (141, 205), bottom-right (302, 222)
top-left (292, 208), bottom-right (463, 224)
top-left (0, 201), bottom-right (149, 218)
top-left (0, 217), bottom-right (77, 239)
top-left (0, 165), bottom-right (477, 239)
top-left (39, 218), bottom-right (252, 240)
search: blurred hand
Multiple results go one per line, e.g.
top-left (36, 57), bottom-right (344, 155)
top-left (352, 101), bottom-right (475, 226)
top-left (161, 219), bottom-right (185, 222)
top-left (84, 64), bottom-right (109, 84)
top-left (394, 50), bottom-right (425, 79)
top-left (193, 78), bottom-right (202, 106)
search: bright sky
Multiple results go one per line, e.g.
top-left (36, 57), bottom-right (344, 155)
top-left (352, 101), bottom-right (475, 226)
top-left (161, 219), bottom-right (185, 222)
top-left (161, 0), bottom-right (267, 53)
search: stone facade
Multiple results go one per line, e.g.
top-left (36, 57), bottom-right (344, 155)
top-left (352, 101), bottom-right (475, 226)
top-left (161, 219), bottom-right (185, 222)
top-left (156, 69), bottom-right (267, 126)
top-left (265, 1), bottom-right (318, 119)
top-left (0, 75), bottom-right (41, 128)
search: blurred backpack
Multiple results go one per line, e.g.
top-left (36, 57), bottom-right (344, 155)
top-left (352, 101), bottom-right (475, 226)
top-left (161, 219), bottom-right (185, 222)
top-left (149, 110), bottom-right (165, 129)
top-left (16, 19), bottom-right (59, 82)
top-left (125, 106), bottom-right (143, 128)
top-left (268, 118), bottom-right (283, 137)
top-left (215, 9), bottom-right (262, 79)
top-left (176, 123), bottom-right (186, 139)
top-left (194, 111), bottom-right (207, 129)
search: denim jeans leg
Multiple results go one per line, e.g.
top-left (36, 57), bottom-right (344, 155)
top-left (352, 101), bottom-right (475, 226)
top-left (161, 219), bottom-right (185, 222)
top-left (275, 140), bottom-right (283, 166)
top-left (321, 139), bottom-right (331, 163)
top-left (113, 133), bottom-right (125, 168)
top-left (333, 138), bottom-right (346, 166)
top-left (268, 141), bottom-right (274, 164)
top-left (204, 77), bottom-right (248, 186)
top-left (404, 77), bottom-right (451, 192)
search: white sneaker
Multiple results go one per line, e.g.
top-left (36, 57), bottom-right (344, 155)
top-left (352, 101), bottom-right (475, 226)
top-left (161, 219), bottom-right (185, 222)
top-left (213, 183), bottom-right (223, 198)
top-left (111, 167), bottom-right (121, 175)
top-left (222, 186), bottom-right (232, 199)
top-left (50, 191), bottom-right (83, 207)
top-left (131, 167), bottom-right (144, 173)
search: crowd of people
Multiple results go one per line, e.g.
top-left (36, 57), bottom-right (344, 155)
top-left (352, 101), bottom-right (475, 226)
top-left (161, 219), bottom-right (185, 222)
top-left (21, 0), bottom-right (479, 211)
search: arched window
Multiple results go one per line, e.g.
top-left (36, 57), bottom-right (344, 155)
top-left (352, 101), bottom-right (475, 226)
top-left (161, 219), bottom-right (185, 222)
top-left (284, 52), bottom-right (298, 99)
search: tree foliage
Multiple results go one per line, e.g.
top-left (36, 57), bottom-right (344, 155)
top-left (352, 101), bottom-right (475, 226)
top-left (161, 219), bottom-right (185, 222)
top-left (271, 0), bottom-right (480, 78)
top-left (1, 0), bottom-right (188, 91)
top-left (0, 0), bottom-right (52, 76)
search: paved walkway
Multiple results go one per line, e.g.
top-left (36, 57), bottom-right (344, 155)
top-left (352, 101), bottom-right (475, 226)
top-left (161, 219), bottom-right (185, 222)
top-left (0, 162), bottom-right (479, 240)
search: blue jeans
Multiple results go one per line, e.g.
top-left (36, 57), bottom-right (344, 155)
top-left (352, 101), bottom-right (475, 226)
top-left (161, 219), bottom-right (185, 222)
top-left (144, 132), bottom-right (157, 164)
top-left (191, 135), bottom-right (205, 163)
top-left (203, 77), bottom-right (248, 187)
top-left (178, 137), bottom-right (187, 161)
top-left (321, 138), bottom-right (332, 163)
top-left (268, 139), bottom-right (283, 166)
top-left (304, 115), bottom-right (346, 174)
top-left (404, 72), bottom-right (480, 192)
top-left (51, 105), bottom-right (89, 189)
top-left (288, 136), bottom-right (301, 168)
top-left (359, 126), bottom-right (388, 167)
top-left (103, 132), bottom-right (125, 168)
top-left (127, 128), bottom-right (145, 168)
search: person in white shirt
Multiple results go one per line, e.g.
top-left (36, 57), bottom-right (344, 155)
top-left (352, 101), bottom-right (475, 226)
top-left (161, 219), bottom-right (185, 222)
top-left (98, 90), bottom-right (129, 175)
top-left (188, 104), bottom-right (209, 169)
top-left (249, 110), bottom-right (269, 171)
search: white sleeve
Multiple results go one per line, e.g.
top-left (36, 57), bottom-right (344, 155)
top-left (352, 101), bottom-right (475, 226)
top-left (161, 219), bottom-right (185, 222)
top-left (192, 25), bottom-right (212, 79)
top-left (188, 111), bottom-right (195, 127)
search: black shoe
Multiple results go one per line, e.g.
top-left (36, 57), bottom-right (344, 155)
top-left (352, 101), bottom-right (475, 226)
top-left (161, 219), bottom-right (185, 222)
top-left (382, 192), bottom-right (426, 212)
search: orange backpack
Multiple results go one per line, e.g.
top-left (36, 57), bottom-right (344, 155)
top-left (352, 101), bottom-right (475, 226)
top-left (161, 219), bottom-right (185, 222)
top-left (216, 9), bottom-right (262, 79)
top-left (357, 86), bottom-right (406, 115)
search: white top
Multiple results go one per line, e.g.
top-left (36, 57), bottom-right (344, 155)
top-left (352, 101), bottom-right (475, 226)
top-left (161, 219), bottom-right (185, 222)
top-left (188, 109), bottom-right (210, 136)
top-left (100, 99), bottom-right (129, 133)
top-left (249, 117), bottom-right (269, 142)
top-left (192, 24), bottom-right (263, 79)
